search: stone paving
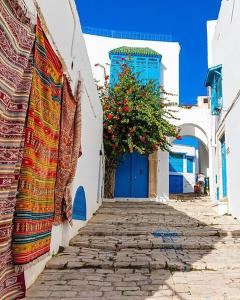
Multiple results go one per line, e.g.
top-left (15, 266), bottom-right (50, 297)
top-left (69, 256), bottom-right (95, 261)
top-left (26, 198), bottom-right (240, 300)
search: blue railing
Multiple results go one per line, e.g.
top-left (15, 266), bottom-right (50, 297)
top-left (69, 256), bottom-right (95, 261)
top-left (82, 26), bottom-right (173, 42)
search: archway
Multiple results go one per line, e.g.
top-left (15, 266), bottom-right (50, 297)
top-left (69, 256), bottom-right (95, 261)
top-left (169, 122), bottom-right (210, 195)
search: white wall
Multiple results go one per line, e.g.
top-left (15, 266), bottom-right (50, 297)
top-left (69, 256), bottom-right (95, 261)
top-left (83, 34), bottom-right (180, 103)
top-left (157, 150), bottom-right (169, 201)
top-left (23, 0), bottom-right (103, 287)
top-left (207, 0), bottom-right (240, 218)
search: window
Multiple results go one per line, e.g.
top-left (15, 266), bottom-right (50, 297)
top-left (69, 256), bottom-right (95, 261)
top-left (205, 65), bottom-right (223, 115)
top-left (169, 153), bottom-right (184, 173)
top-left (203, 97), bottom-right (209, 104)
top-left (187, 157), bottom-right (194, 173)
top-left (109, 48), bottom-right (161, 87)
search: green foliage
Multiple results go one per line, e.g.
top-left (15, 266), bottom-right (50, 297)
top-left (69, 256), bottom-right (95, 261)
top-left (96, 63), bottom-right (180, 165)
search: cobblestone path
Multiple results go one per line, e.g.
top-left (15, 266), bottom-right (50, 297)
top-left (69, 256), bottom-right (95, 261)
top-left (26, 199), bottom-right (240, 300)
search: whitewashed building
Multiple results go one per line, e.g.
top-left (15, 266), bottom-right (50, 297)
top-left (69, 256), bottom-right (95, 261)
top-left (22, 0), bottom-right (103, 287)
top-left (83, 31), bottom-right (211, 201)
top-left (84, 31), bottom-right (181, 201)
top-left (206, 0), bottom-right (240, 218)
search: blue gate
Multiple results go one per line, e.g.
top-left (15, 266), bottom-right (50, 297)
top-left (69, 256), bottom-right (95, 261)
top-left (221, 135), bottom-right (228, 198)
top-left (115, 152), bottom-right (149, 198)
top-left (169, 175), bottom-right (183, 194)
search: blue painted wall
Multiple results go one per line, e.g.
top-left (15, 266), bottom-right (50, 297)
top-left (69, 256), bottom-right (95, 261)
top-left (169, 153), bottom-right (184, 173)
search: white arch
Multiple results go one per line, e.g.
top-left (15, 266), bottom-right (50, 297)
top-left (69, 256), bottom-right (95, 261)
top-left (177, 123), bottom-right (209, 149)
top-left (171, 107), bottom-right (211, 149)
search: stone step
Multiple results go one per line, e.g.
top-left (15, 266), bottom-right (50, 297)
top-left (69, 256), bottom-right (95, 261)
top-left (46, 246), bottom-right (240, 273)
top-left (70, 234), bottom-right (233, 251)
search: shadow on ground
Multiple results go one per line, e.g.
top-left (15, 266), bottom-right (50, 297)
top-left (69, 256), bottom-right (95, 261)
top-left (26, 199), bottom-right (240, 300)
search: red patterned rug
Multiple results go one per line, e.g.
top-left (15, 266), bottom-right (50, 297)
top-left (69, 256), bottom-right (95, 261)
top-left (0, 0), bottom-right (35, 298)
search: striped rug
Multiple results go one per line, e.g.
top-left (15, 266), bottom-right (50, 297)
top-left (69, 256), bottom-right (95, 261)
top-left (13, 18), bottom-right (63, 266)
top-left (0, 0), bottom-right (35, 298)
top-left (54, 77), bottom-right (82, 225)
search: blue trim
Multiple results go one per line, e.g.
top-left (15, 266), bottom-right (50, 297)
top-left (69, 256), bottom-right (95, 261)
top-left (205, 65), bottom-right (222, 86)
top-left (205, 65), bottom-right (223, 115)
top-left (221, 136), bottom-right (228, 198)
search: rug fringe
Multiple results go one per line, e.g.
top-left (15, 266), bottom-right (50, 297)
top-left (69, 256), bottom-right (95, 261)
top-left (14, 252), bottom-right (50, 272)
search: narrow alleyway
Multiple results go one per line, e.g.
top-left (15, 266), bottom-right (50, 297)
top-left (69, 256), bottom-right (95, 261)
top-left (26, 199), bottom-right (240, 300)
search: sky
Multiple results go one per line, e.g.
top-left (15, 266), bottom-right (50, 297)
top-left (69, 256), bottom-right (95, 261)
top-left (76, 0), bottom-right (221, 105)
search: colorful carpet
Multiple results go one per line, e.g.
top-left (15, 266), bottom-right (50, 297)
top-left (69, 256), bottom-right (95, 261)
top-left (0, 0), bottom-right (35, 298)
top-left (12, 17), bottom-right (63, 266)
top-left (54, 78), bottom-right (82, 225)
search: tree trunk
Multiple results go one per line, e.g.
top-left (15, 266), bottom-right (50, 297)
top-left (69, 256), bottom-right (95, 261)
top-left (104, 158), bottom-right (116, 198)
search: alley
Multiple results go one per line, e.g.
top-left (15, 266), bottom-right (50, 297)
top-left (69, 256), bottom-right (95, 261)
top-left (26, 198), bottom-right (240, 300)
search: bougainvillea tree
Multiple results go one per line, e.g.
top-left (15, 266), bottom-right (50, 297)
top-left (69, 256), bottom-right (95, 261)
top-left (95, 62), bottom-right (180, 197)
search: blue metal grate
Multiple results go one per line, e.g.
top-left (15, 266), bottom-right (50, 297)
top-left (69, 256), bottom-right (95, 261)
top-left (82, 26), bottom-right (173, 42)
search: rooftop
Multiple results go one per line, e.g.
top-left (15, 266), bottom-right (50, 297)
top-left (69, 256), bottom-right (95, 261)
top-left (109, 46), bottom-right (162, 57)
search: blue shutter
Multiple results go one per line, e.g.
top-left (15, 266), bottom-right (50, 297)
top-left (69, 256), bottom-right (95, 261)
top-left (109, 51), bottom-right (161, 87)
top-left (211, 76), bottom-right (218, 115)
top-left (210, 69), bottom-right (222, 115)
top-left (147, 57), bottom-right (160, 84)
top-left (187, 157), bottom-right (194, 173)
top-left (134, 56), bottom-right (147, 85)
top-left (169, 153), bottom-right (184, 173)
top-left (109, 55), bottom-right (125, 87)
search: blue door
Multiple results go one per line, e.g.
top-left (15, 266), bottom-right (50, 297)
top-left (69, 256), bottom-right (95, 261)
top-left (115, 152), bottom-right (149, 198)
top-left (221, 135), bottom-right (227, 198)
top-left (169, 175), bottom-right (183, 194)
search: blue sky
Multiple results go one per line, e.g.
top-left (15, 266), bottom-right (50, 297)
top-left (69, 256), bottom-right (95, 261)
top-left (76, 0), bottom-right (221, 105)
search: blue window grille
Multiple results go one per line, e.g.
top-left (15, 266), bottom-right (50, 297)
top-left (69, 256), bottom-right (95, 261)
top-left (169, 153), bottom-right (184, 173)
top-left (109, 48), bottom-right (161, 87)
top-left (205, 65), bottom-right (223, 115)
top-left (187, 156), bottom-right (194, 173)
top-left (72, 186), bottom-right (87, 221)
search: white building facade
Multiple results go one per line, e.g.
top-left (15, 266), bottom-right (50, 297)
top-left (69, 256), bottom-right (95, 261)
top-left (84, 32), bottom-right (181, 201)
top-left (206, 0), bottom-right (240, 218)
top-left (83, 32), bottom-right (211, 201)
